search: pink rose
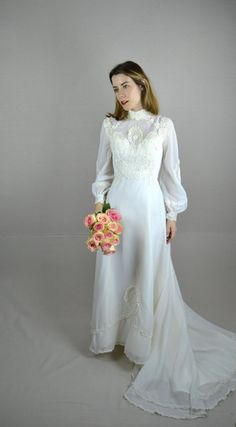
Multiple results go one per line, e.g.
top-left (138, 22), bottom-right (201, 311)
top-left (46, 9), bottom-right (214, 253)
top-left (93, 222), bottom-right (104, 231)
top-left (111, 235), bottom-right (120, 246)
top-left (86, 237), bottom-right (99, 252)
top-left (106, 208), bottom-right (122, 222)
top-left (107, 221), bottom-right (118, 233)
top-left (84, 213), bottom-right (96, 228)
top-left (103, 244), bottom-right (116, 255)
top-left (93, 231), bottom-right (105, 242)
top-left (84, 206), bottom-right (123, 255)
top-left (116, 223), bottom-right (123, 234)
top-left (96, 213), bottom-right (110, 224)
top-left (104, 230), bottom-right (114, 239)
top-left (101, 240), bottom-right (116, 254)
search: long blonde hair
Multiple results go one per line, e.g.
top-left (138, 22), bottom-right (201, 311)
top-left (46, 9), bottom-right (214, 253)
top-left (106, 60), bottom-right (160, 121)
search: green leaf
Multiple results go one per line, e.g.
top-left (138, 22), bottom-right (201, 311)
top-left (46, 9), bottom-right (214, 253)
top-left (102, 202), bottom-right (111, 212)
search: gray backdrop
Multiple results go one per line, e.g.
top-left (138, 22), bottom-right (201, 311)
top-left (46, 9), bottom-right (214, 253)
top-left (0, 0), bottom-right (236, 235)
top-left (0, 1), bottom-right (236, 427)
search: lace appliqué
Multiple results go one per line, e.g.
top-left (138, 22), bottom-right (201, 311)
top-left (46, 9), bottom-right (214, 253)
top-left (103, 116), bottom-right (171, 185)
top-left (103, 115), bottom-right (168, 138)
top-left (127, 125), bottom-right (144, 146)
top-left (103, 117), bottom-right (119, 132)
top-left (154, 116), bottom-right (170, 139)
top-left (123, 284), bottom-right (152, 337)
top-left (90, 283), bottom-right (152, 338)
top-left (127, 109), bottom-right (156, 121)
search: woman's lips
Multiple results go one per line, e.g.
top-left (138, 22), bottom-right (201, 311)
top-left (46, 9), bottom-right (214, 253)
top-left (121, 100), bottom-right (128, 105)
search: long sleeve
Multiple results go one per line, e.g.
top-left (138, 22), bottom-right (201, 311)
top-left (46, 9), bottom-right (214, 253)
top-left (91, 119), bottom-right (114, 204)
top-left (158, 118), bottom-right (188, 221)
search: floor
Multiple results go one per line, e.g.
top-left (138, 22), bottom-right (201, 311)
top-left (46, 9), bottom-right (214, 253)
top-left (0, 232), bottom-right (235, 427)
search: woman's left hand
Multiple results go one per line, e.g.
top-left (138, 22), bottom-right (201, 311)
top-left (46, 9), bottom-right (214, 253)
top-left (166, 219), bottom-right (177, 244)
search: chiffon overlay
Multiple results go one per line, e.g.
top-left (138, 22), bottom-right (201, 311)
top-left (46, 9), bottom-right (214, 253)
top-left (89, 108), bottom-right (236, 419)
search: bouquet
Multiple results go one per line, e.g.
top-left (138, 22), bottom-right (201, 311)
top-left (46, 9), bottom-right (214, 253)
top-left (84, 202), bottom-right (123, 255)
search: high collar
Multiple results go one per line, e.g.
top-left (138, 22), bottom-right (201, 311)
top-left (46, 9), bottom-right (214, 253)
top-left (127, 108), bottom-right (153, 120)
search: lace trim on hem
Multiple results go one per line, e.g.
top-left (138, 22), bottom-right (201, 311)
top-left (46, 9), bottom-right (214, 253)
top-left (123, 388), bottom-right (207, 419)
top-left (90, 285), bottom-right (153, 338)
top-left (124, 373), bottom-right (236, 419)
top-left (90, 314), bottom-right (152, 338)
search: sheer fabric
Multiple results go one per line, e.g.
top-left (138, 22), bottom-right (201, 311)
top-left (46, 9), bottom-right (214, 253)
top-left (89, 109), bottom-right (236, 418)
top-left (92, 109), bottom-right (187, 220)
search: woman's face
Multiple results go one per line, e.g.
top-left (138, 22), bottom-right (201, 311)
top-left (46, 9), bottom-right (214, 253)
top-left (111, 73), bottom-right (143, 111)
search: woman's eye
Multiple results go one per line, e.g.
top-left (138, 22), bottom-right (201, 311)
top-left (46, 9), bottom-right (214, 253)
top-left (114, 85), bottom-right (128, 93)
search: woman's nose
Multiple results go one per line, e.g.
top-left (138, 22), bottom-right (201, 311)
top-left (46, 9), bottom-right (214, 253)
top-left (118, 89), bottom-right (125, 98)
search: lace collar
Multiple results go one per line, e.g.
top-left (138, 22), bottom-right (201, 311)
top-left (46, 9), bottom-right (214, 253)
top-left (127, 108), bottom-right (154, 120)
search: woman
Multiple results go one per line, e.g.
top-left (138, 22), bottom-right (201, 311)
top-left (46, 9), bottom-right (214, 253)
top-left (89, 60), bottom-right (236, 418)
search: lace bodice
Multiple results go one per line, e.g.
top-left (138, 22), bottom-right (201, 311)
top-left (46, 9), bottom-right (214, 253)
top-left (91, 109), bottom-right (188, 220)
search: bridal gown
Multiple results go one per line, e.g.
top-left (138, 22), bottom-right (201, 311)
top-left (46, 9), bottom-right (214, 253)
top-left (89, 108), bottom-right (236, 419)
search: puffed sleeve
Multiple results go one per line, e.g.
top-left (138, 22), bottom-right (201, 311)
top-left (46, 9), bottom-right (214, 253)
top-left (91, 118), bottom-right (114, 204)
top-left (158, 118), bottom-right (188, 221)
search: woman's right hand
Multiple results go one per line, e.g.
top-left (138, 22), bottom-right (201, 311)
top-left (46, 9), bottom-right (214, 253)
top-left (95, 202), bottom-right (103, 213)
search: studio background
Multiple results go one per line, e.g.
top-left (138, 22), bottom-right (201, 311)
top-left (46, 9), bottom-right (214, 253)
top-left (0, 1), bottom-right (236, 426)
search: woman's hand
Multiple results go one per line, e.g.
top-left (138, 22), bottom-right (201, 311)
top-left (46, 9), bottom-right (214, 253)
top-left (166, 219), bottom-right (177, 244)
top-left (95, 202), bottom-right (103, 213)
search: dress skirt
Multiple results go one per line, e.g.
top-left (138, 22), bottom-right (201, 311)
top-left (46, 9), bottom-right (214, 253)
top-left (89, 175), bottom-right (236, 419)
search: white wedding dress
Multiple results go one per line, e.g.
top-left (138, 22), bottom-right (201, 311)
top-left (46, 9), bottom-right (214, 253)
top-left (89, 108), bottom-right (236, 418)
